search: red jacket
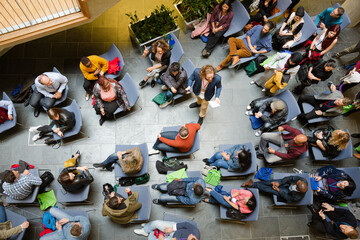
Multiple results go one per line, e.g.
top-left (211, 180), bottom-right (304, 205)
top-left (274, 125), bottom-right (308, 160)
top-left (159, 123), bottom-right (201, 152)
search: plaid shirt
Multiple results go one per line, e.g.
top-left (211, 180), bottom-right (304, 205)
top-left (2, 173), bottom-right (42, 200)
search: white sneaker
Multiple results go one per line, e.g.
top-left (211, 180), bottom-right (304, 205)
top-left (245, 111), bottom-right (253, 116)
top-left (141, 223), bottom-right (146, 227)
top-left (29, 125), bottom-right (42, 133)
top-left (246, 105), bottom-right (251, 110)
top-left (161, 85), bottom-right (168, 91)
top-left (134, 228), bottom-right (149, 237)
top-left (32, 133), bottom-right (41, 142)
top-left (148, 149), bottom-right (160, 155)
top-left (261, 89), bottom-right (266, 92)
top-left (255, 130), bottom-right (262, 137)
top-left (293, 168), bottom-right (304, 174)
top-left (250, 81), bottom-right (255, 85)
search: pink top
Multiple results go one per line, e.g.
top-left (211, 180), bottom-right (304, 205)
top-left (355, 60), bottom-right (360, 73)
top-left (101, 84), bottom-right (116, 102)
top-left (231, 189), bottom-right (253, 214)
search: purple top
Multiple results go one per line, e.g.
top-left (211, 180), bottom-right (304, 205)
top-left (210, 5), bottom-right (234, 32)
top-left (327, 178), bottom-right (340, 193)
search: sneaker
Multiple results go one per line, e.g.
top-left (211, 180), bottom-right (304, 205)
top-left (245, 111), bottom-right (253, 116)
top-left (216, 65), bottom-right (223, 72)
top-left (159, 99), bottom-right (172, 109)
top-left (189, 102), bottom-right (201, 108)
top-left (34, 108), bottom-right (41, 118)
top-left (134, 228), bottom-right (149, 237)
top-left (139, 80), bottom-right (148, 87)
top-left (141, 223), bottom-right (146, 227)
top-left (255, 130), bottom-right (262, 137)
top-left (148, 149), bottom-right (160, 155)
top-left (29, 125), bottom-right (42, 133)
top-left (161, 85), bottom-right (168, 91)
top-left (293, 168), bottom-right (304, 174)
top-left (246, 105), bottom-right (252, 110)
top-left (85, 93), bottom-right (90, 101)
top-left (150, 80), bottom-right (156, 88)
top-left (32, 133), bottom-right (41, 142)
top-left (250, 81), bottom-right (255, 85)
top-left (261, 89), bottom-right (266, 92)
top-left (93, 163), bottom-right (104, 169)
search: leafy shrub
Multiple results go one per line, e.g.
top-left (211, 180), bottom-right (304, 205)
top-left (174, 0), bottom-right (219, 22)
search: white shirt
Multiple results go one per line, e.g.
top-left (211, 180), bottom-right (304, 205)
top-left (34, 72), bottom-right (68, 98)
top-left (0, 100), bottom-right (13, 115)
top-left (263, 52), bottom-right (300, 79)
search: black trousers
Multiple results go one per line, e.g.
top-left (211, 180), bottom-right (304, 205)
top-left (298, 95), bottom-right (322, 120)
top-left (287, 0), bottom-right (301, 10)
top-left (83, 78), bottom-right (96, 95)
top-left (205, 30), bottom-right (225, 52)
top-left (29, 88), bottom-right (56, 110)
top-left (94, 101), bottom-right (119, 118)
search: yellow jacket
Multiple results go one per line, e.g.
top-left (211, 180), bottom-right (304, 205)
top-left (79, 55), bottom-right (109, 80)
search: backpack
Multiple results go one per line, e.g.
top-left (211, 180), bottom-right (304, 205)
top-left (39, 171), bottom-right (54, 193)
top-left (164, 34), bottom-right (175, 49)
top-left (163, 157), bottom-right (181, 168)
top-left (226, 208), bottom-right (249, 219)
top-left (135, 173), bottom-right (150, 185)
top-left (42, 211), bottom-right (56, 231)
top-left (118, 177), bottom-right (136, 186)
top-left (205, 169), bottom-right (221, 186)
top-left (155, 160), bottom-right (188, 174)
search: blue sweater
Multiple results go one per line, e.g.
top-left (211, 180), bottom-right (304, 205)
top-left (176, 177), bottom-right (206, 205)
top-left (55, 216), bottom-right (90, 240)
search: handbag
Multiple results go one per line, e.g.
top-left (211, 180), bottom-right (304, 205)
top-left (205, 169), bottom-right (221, 186)
top-left (249, 115), bottom-right (264, 130)
top-left (152, 92), bottom-right (166, 105)
top-left (201, 165), bottom-right (217, 176)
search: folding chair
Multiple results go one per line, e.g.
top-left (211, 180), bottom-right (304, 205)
top-left (100, 43), bottom-right (125, 79)
top-left (117, 185), bottom-right (151, 222)
top-left (223, 0), bottom-right (250, 38)
top-left (218, 186), bottom-right (260, 223)
top-left (114, 143), bottom-right (149, 179)
top-left (218, 143), bottom-right (257, 179)
top-left (0, 92), bottom-right (18, 134)
top-left (338, 167), bottom-right (360, 200)
top-left (272, 90), bottom-right (301, 127)
top-left (171, 59), bottom-right (195, 106)
top-left (289, 11), bottom-right (317, 49)
top-left (6, 209), bottom-right (27, 240)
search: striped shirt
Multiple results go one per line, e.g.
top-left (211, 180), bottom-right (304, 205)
top-left (3, 173), bottom-right (42, 200)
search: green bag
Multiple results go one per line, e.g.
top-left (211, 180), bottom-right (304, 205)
top-left (135, 173), bottom-right (150, 185)
top-left (37, 190), bottom-right (57, 210)
top-left (342, 104), bottom-right (355, 114)
top-left (152, 92), bottom-right (166, 105)
top-left (260, 53), bottom-right (276, 66)
top-left (205, 169), bottom-right (221, 186)
top-left (163, 157), bottom-right (181, 168)
top-left (166, 168), bottom-right (188, 183)
top-left (245, 60), bottom-right (257, 77)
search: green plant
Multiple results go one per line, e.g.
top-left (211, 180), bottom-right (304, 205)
top-left (126, 5), bottom-right (178, 44)
top-left (174, 0), bottom-right (219, 22)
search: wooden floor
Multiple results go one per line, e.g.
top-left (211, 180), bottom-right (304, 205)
top-left (0, 0), bottom-right (81, 33)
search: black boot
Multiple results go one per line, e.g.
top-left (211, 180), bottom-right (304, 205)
top-left (99, 115), bottom-right (106, 126)
top-left (93, 163), bottom-right (105, 169)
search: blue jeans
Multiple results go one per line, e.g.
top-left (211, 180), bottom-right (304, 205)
top-left (144, 220), bottom-right (176, 240)
top-left (209, 191), bottom-right (232, 208)
top-left (155, 183), bottom-right (179, 203)
top-left (40, 208), bottom-right (72, 240)
top-left (101, 152), bottom-right (120, 169)
top-left (0, 205), bottom-right (6, 223)
top-left (252, 181), bottom-right (279, 196)
top-left (208, 151), bottom-right (229, 169)
top-left (153, 131), bottom-right (181, 153)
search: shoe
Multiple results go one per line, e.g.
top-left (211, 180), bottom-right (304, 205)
top-left (150, 80), bottom-right (156, 88)
top-left (85, 93), bottom-right (90, 101)
top-left (245, 111), bottom-right (253, 116)
top-left (255, 130), bottom-right (262, 137)
top-left (152, 199), bottom-right (161, 205)
top-left (34, 108), bottom-right (40, 118)
top-left (93, 163), bottom-right (104, 169)
top-left (32, 133), bottom-right (41, 142)
top-left (330, 53), bottom-right (338, 58)
top-left (246, 105), bottom-right (252, 110)
top-left (159, 99), bottom-right (172, 109)
top-left (198, 117), bottom-right (204, 125)
top-left (293, 168), bottom-right (304, 174)
top-left (24, 97), bottom-right (31, 107)
top-left (261, 89), bottom-right (266, 92)
top-left (74, 150), bottom-right (81, 166)
top-left (202, 49), bottom-right (210, 58)
top-left (228, 59), bottom-right (241, 69)
top-left (250, 81), bottom-right (255, 85)
top-left (241, 179), bottom-right (253, 188)
top-left (189, 102), bottom-right (201, 108)
top-left (351, 134), bottom-right (360, 138)
top-left (161, 85), bottom-right (168, 91)
top-left (134, 228), bottom-right (149, 237)
top-left (354, 153), bottom-right (360, 159)
top-left (99, 117), bottom-right (106, 126)
top-left (29, 125), bottom-right (42, 133)
top-left (202, 158), bottom-right (209, 163)
top-left (148, 149), bottom-right (160, 155)
top-left (139, 80), bottom-right (148, 87)
top-left (141, 223), bottom-right (146, 227)
top-left (255, 145), bottom-right (259, 151)
top-left (256, 153), bottom-right (265, 159)
top-left (216, 65), bottom-right (223, 72)
top-left (151, 184), bottom-right (159, 189)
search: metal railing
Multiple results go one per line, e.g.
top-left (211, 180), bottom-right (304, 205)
top-left (0, 0), bottom-right (82, 35)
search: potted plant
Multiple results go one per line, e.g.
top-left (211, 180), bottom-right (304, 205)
top-left (173, 0), bottom-right (219, 32)
top-left (126, 5), bottom-right (179, 51)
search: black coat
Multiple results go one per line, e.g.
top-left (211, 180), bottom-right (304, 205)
top-left (58, 167), bottom-right (93, 192)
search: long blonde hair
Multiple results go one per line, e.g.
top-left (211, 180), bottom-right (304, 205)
top-left (328, 130), bottom-right (350, 151)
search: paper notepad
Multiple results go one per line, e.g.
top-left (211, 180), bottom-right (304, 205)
top-left (209, 100), bottom-right (220, 108)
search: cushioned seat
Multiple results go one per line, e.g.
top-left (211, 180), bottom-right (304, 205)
top-left (223, 0), bottom-right (250, 38)
top-left (219, 186), bottom-right (259, 221)
top-left (268, 0), bottom-right (292, 20)
top-left (163, 212), bottom-right (198, 227)
top-left (100, 43), bottom-right (125, 79)
top-left (289, 11), bottom-right (317, 49)
top-left (56, 169), bottom-right (91, 204)
top-left (0, 92), bottom-right (17, 134)
top-left (272, 172), bottom-right (313, 206)
top-left (6, 169), bottom-right (40, 204)
top-left (162, 125), bottom-right (200, 158)
top-left (6, 209), bottom-right (27, 240)
top-left (338, 167), bottom-right (360, 200)
top-left (114, 143), bottom-right (149, 178)
top-left (171, 59), bottom-right (195, 106)
top-left (312, 129), bottom-right (353, 161)
top-left (275, 90), bottom-right (301, 125)
top-left (117, 185), bottom-right (151, 222)
top-left (113, 73), bottom-right (139, 117)
top-left (53, 100), bottom-right (82, 141)
top-left (218, 142), bottom-right (257, 178)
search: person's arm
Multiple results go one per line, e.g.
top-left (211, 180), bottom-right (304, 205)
top-left (292, 22), bottom-right (304, 36)
top-left (54, 73), bottom-right (68, 93)
top-left (316, 139), bottom-right (326, 151)
top-left (158, 135), bottom-right (181, 148)
top-left (35, 80), bottom-right (54, 98)
top-left (172, 70), bottom-right (187, 89)
top-left (258, 99), bottom-right (271, 113)
top-left (223, 195), bottom-right (239, 210)
top-left (320, 38), bottom-right (338, 56)
top-left (214, 76), bottom-right (222, 99)
top-left (160, 51), bottom-right (171, 68)
top-left (0, 100), bottom-right (13, 116)
top-left (219, 11), bottom-right (233, 31)
top-left (307, 66), bottom-right (321, 81)
top-left (186, 71), bottom-right (196, 90)
top-left (27, 174), bottom-right (43, 186)
top-left (80, 63), bottom-right (98, 80)
top-left (274, 148), bottom-right (302, 159)
top-left (314, 9), bottom-right (326, 26)
top-left (281, 124), bottom-right (302, 135)
top-left (0, 225), bottom-right (23, 239)
top-left (81, 170), bottom-right (94, 185)
top-left (98, 56), bottom-right (109, 75)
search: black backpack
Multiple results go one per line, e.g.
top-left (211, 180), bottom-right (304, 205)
top-left (226, 208), bottom-right (249, 220)
top-left (39, 171), bottom-right (54, 193)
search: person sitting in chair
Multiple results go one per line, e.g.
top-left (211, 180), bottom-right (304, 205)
top-left (298, 83), bottom-right (352, 122)
top-left (245, 98), bottom-right (288, 137)
top-left (0, 202), bottom-right (29, 239)
top-left (58, 164), bottom-right (93, 193)
top-left (152, 177), bottom-right (205, 205)
top-left (314, 7), bottom-right (344, 31)
top-left (242, 175), bottom-right (308, 203)
top-left (153, 123), bottom-right (201, 153)
top-left (256, 125), bottom-right (308, 164)
top-left (203, 145), bottom-right (252, 172)
top-left (0, 100), bottom-right (14, 123)
top-left (101, 184), bottom-right (142, 224)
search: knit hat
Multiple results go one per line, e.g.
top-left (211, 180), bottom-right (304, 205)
top-left (270, 101), bottom-right (285, 111)
top-left (295, 6), bottom-right (305, 17)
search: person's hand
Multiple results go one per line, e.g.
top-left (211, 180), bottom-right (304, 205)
top-left (158, 234), bottom-right (165, 240)
top-left (330, 84), bottom-right (336, 92)
top-left (318, 209), bottom-right (326, 220)
top-left (185, 86), bottom-right (191, 92)
top-left (272, 182), bottom-right (279, 191)
top-left (349, 68), bottom-right (356, 75)
top-left (142, 47), bottom-right (149, 58)
top-left (317, 187), bottom-right (321, 192)
top-left (255, 112), bottom-right (262, 118)
top-left (174, 178), bottom-right (182, 181)
top-left (315, 176), bottom-right (322, 181)
top-left (308, 50), bottom-right (312, 58)
top-left (125, 187), bottom-right (131, 193)
top-left (322, 203), bottom-right (335, 212)
top-left (110, 191), bottom-right (115, 198)
top-left (215, 98), bottom-right (220, 105)
top-left (278, 126), bottom-right (284, 132)
top-left (56, 221), bottom-right (62, 231)
top-left (157, 133), bottom-right (161, 139)
top-left (94, 69), bottom-right (101, 75)
top-left (52, 91), bottom-right (62, 99)
top-left (99, 71), bottom-right (104, 76)
top-left (268, 147), bottom-right (275, 154)
top-left (171, 87), bottom-right (177, 94)
top-left (57, 131), bottom-right (63, 137)
top-left (225, 154), bottom-right (230, 161)
top-left (22, 169), bottom-right (30, 175)
top-left (21, 221), bottom-right (29, 229)
top-left (146, 66), bottom-right (153, 72)
top-left (7, 114), bottom-right (13, 120)
top-left (315, 110), bottom-right (323, 116)
top-left (116, 151), bottom-right (123, 159)
top-left (319, 22), bottom-right (326, 30)
top-left (263, 15), bottom-right (268, 23)
top-left (264, 66), bottom-right (270, 71)
top-left (223, 195), bottom-right (231, 201)
top-left (163, 227), bottom-right (174, 234)
top-left (212, 28), bottom-right (216, 34)
top-left (100, 108), bottom-right (105, 116)
top-left (279, 31), bottom-right (284, 36)
top-left (221, 150), bottom-right (227, 157)
top-left (53, 128), bottom-right (59, 133)
top-left (58, 218), bottom-right (69, 225)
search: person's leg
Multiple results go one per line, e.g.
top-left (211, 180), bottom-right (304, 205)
top-left (210, 159), bottom-right (229, 169)
top-left (83, 78), bottom-right (93, 95)
top-left (209, 191), bottom-right (232, 208)
top-left (233, 39), bottom-right (252, 59)
top-left (153, 131), bottom-right (181, 152)
top-left (264, 76), bottom-right (276, 90)
top-left (158, 193), bottom-right (180, 203)
top-left (40, 232), bottom-right (61, 240)
top-left (264, 151), bottom-right (284, 163)
top-left (0, 205), bottom-right (6, 223)
top-left (40, 97), bottom-right (56, 110)
top-left (252, 181), bottom-right (279, 195)
top-left (103, 101), bottom-right (119, 117)
top-left (102, 152), bottom-right (119, 167)
top-left (49, 207), bottom-right (71, 220)
top-left (258, 132), bottom-right (282, 154)
top-left (287, 0), bottom-right (300, 10)
top-left (155, 143), bottom-right (182, 153)
top-left (165, 90), bottom-right (173, 102)
top-left (293, 83), bottom-right (307, 94)
top-left (143, 220), bottom-right (177, 234)
top-left (64, 157), bottom-right (77, 168)
top-left (336, 43), bottom-right (357, 58)
top-left (303, 109), bottom-right (320, 121)
top-left (199, 98), bottom-right (209, 118)
top-left (205, 31), bottom-right (225, 52)
top-left (155, 182), bottom-right (168, 193)
top-left (297, 95), bottom-right (318, 113)
top-left (29, 88), bottom-right (44, 109)
top-left (208, 151), bottom-right (223, 163)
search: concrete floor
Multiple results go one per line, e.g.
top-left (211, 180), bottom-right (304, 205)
top-left (0, 0), bottom-right (359, 239)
